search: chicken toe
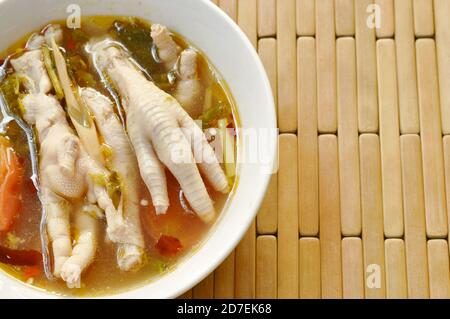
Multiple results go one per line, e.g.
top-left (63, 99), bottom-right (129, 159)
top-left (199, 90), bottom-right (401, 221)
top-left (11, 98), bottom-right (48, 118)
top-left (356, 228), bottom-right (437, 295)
top-left (174, 49), bottom-right (203, 118)
top-left (61, 206), bottom-right (98, 288)
top-left (150, 24), bottom-right (180, 70)
top-left (10, 50), bottom-right (52, 94)
top-left (44, 190), bottom-right (72, 278)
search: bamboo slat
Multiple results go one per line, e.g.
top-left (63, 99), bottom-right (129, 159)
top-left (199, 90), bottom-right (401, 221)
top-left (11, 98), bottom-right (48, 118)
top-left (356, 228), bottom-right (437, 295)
top-left (256, 236), bottom-right (277, 298)
top-left (179, 289), bottom-right (193, 299)
top-left (193, 273), bottom-right (215, 299)
top-left (341, 238), bottom-right (364, 299)
top-left (257, 38), bottom-right (278, 234)
top-left (428, 240), bottom-right (450, 299)
top-left (214, 252), bottom-right (235, 298)
top-left (395, 0), bottom-right (420, 134)
top-left (258, 0), bottom-right (277, 37)
top-left (278, 134), bottom-right (299, 298)
top-left (256, 174), bottom-right (278, 234)
top-left (444, 137), bottom-right (450, 239)
top-left (375, 0), bottom-right (395, 38)
top-left (258, 38), bottom-right (278, 121)
top-left (234, 1), bottom-right (258, 299)
top-left (219, 0), bottom-right (238, 21)
top-left (355, 0), bottom-right (379, 133)
top-left (235, 222), bottom-right (256, 298)
top-left (238, 0), bottom-right (257, 47)
top-left (385, 239), bottom-right (408, 299)
top-left (413, 0), bottom-right (435, 37)
top-left (277, 0), bottom-right (297, 133)
top-left (377, 39), bottom-right (404, 238)
top-left (337, 37), bottom-right (361, 237)
top-left (434, 0), bottom-right (450, 135)
top-left (316, 0), bottom-right (337, 133)
top-left (416, 39), bottom-right (448, 238)
top-left (299, 238), bottom-right (321, 299)
top-left (359, 134), bottom-right (386, 298)
top-left (297, 0), bottom-right (315, 36)
top-left (298, 37), bottom-right (319, 236)
top-left (400, 135), bottom-right (430, 298)
top-left (335, 0), bottom-right (355, 36)
top-left (319, 135), bottom-right (342, 299)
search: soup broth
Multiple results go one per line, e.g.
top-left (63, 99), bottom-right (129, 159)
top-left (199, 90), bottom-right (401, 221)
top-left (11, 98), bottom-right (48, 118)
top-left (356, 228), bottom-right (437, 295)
top-left (0, 16), bottom-right (238, 296)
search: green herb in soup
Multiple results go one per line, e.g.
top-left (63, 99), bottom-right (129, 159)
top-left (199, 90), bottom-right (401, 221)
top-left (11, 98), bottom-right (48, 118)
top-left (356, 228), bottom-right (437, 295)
top-left (0, 16), bottom-right (238, 296)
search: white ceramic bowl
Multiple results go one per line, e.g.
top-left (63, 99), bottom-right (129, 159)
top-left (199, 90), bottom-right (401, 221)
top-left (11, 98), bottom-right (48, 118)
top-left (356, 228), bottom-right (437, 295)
top-left (0, 0), bottom-right (276, 298)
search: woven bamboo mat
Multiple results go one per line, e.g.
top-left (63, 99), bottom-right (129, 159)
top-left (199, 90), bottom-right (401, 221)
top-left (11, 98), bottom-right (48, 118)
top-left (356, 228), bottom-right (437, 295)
top-left (181, 0), bottom-right (450, 299)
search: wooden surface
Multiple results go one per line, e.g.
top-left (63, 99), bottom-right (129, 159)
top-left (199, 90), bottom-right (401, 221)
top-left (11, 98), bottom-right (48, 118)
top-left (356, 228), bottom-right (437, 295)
top-left (186, 0), bottom-right (450, 299)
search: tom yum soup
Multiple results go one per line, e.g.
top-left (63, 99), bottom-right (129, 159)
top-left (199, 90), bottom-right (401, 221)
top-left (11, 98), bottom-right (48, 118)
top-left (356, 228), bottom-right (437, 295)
top-left (0, 17), bottom-right (238, 296)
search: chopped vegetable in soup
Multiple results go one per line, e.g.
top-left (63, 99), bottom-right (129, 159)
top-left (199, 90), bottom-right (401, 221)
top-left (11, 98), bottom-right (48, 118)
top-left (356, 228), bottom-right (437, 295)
top-left (0, 16), bottom-right (238, 296)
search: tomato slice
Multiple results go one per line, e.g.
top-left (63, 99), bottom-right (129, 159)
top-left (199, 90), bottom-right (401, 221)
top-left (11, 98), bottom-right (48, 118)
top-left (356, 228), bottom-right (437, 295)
top-left (155, 235), bottom-right (182, 257)
top-left (22, 265), bottom-right (42, 280)
top-left (0, 137), bottom-right (24, 233)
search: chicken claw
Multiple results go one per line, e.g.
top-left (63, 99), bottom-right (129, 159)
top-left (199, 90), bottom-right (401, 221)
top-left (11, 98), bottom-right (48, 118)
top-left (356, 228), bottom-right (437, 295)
top-left (174, 49), bottom-right (203, 118)
top-left (12, 50), bottom-right (126, 286)
top-left (43, 189), bottom-right (72, 277)
top-left (150, 24), bottom-right (180, 70)
top-left (89, 40), bottom-right (228, 222)
top-left (150, 25), bottom-right (204, 118)
top-left (61, 205), bottom-right (98, 288)
top-left (81, 87), bottom-right (145, 271)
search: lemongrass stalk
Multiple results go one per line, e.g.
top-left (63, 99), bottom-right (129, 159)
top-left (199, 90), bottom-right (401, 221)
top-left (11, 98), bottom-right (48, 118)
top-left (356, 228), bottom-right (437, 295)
top-left (218, 118), bottom-right (236, 179)
top-left (41, 46), bottom-right (64, 100)
top-left (49, 37), bottom-right (103, 164)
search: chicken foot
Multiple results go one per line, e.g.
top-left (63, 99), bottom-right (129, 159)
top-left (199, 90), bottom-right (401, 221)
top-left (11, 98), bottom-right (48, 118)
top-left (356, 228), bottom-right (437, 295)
top-left (61, 204), bottom-right (98, 288)
top-left (81, 87), bottom-right (145, 271)
top-left (173, 49), bottom-right (203, 118)
top-left (150, 24), bottom-right (180, 70)
top-left (151, 24), bottom-right (203, 118)
top-left (89, 41), bottom-right (228, 222)
top-left (11, 50), bottom-right (125, 285)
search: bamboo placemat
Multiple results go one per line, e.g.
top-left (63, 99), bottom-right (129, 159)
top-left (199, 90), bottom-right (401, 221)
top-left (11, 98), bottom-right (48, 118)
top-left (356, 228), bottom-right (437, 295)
top-left (181, 0), bottom-right (450, 299)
